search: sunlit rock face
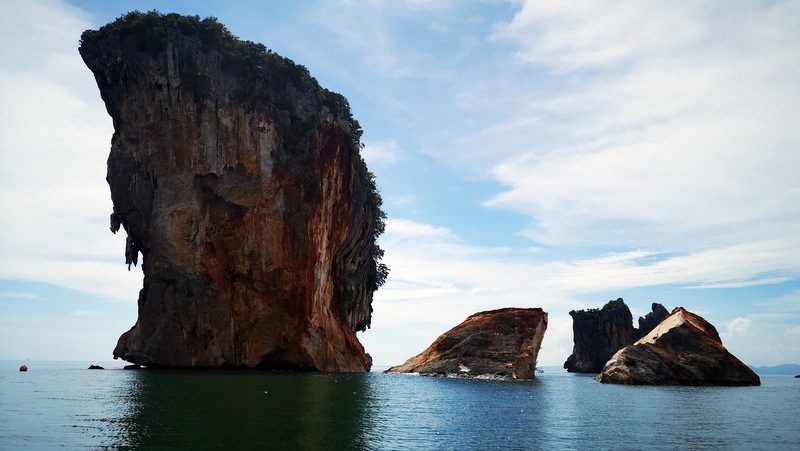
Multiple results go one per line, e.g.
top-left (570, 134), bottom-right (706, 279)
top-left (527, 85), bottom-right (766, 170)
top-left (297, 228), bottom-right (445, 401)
top-left (386, 308), bottom-right (548, 379)
top-left (79, 13), bottom-right (386, 371)
top-left (564, 299), bottom-right (669, 373)
top-left (598, 307), bottom-right (761, 386)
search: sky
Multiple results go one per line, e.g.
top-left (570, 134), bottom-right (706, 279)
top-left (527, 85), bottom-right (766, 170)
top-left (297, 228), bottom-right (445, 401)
top-left (0, 0), bottom-right (798, 367)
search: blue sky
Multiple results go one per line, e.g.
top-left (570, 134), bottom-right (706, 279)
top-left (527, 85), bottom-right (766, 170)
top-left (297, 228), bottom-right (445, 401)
top-left (1, 0), bottom-right (799, 366)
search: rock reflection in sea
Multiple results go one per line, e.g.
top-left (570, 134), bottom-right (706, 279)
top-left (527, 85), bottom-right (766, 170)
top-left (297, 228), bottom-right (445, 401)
top-left (117, 371), bottom-right (372, 448)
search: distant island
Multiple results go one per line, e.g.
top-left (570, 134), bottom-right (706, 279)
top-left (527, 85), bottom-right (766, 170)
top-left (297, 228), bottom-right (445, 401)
top-left (749, 364), bottom-right (800, 375)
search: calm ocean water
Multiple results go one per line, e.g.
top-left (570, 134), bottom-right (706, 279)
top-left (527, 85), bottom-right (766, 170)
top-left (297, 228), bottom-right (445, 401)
top-left (0, 361), bottom-right (798, 449)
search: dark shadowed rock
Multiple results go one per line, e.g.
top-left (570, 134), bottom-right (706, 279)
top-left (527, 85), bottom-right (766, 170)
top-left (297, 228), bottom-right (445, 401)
top-left (564, 299), bottom-right (672, 373)
top-left (19, 365), bottom-right (27, 372)
top-left (635, 303), bottom-right (670, 340)
top-left (597, 307), bottom-right (760, 386)
top-left (386, 308), bottom-right (548, 379)
top-left (123, 364), bottom-right (142, 370)
top-left (88, 365), bottom-right (105, 370)
top-left (564, 299), bottom-right (634, 373)
top-left (79, 12), bottom-right (386, 371)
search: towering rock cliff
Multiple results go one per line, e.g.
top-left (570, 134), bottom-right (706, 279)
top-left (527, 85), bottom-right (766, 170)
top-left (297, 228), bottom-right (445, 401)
top-left (79, 12), bottom-right (387, 371)
top-left (564, 299), bottom-right (670, 373)
top-left (597, 307), bottom-right (760, 386)
top-left (386, 308), bottom-right (548, 379)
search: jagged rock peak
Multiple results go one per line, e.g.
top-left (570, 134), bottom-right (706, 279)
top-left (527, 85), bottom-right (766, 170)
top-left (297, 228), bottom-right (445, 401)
top-left (564, 298), bottom-right (635, 373)
top-left (564, 298), bottom-right (671, 373)
top-left (635, 302), bottom-right (670, 340)
top-left (597, 307), bottom-right (761, 386)
top-left (386, 308), bottom-right (548, 379)
top-left (79, 11), bottom-right (387, 371)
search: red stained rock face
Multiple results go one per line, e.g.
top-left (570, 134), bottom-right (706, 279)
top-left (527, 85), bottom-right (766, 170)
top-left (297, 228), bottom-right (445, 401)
top-left (386, 308), bottom-right (548, 379)
top-left (79, 14), bottom-right (385, 371)
top-left (597, 308), bottom-right (760, 386)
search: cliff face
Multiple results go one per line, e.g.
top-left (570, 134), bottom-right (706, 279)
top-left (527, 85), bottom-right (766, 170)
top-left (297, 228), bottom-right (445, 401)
top-left (78, 12), bottom-right (386, 371)
top-left (635, 302), bottom-right (670, 341)
top-left (386, 308), bottom-right (548, 379)
top-left (597, 308), bottom-right (760, 386)
top-left (564, 299), bottom-right (669, 373)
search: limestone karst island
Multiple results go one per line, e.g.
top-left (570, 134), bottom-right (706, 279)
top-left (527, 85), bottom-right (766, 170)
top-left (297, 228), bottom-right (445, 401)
top-left (79, 13), bottom-right (387, 371)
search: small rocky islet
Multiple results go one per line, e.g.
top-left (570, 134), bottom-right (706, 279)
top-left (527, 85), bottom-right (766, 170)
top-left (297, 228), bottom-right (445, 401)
top-left (563, 298), bottom-right (669, 373)
top-left (386, 308), bottom-right (548, 379)
top-left (597, 307), bottom-right (760, 386)
top-left (558, 298), bottom-right (757, 386)
top-left (80, 13), bottom-right (762, 387)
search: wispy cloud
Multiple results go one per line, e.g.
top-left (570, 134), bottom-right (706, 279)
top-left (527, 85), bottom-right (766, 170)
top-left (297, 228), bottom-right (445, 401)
top-left (481, 0), bottom-right (800, 250)
top-left (362, 140), bottom-right (404, 166)
top-left (726, 317), bottom-right (752, 337)
top-left (70, 309), bottom-right (103, 317)
top-left (0, 292), bottom-right (41, 301)
top-left (386, 218), bottom-right (452, 238)
top-left (0, 1), bottom-right (143, 302)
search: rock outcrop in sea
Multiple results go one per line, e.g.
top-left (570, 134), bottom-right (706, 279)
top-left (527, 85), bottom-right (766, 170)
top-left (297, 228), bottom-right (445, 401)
top-left (79, 12), bottom-right (387, 371)
top-left (597, 307), bottom-right (760, 386)
top-left (564, 299), bottom-right (670, 373)
top-left (386, 308), bottom-right (548, 379)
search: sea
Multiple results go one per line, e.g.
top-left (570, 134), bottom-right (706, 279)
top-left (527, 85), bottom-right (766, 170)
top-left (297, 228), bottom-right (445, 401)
top-left (1, 361), bottom-right (798, 449)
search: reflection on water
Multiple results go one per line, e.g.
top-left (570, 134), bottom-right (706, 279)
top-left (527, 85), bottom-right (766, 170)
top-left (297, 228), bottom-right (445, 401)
top-left (1, 362), bottom-right (799, 449)
top-left (119, 371), bottom-right (372, 448)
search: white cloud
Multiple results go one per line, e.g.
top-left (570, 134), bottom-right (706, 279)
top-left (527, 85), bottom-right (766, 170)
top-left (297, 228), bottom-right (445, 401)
top-left (0, 0), bottom-right (142, 302)
top-left (310, 2), bottom-right (422, 78)
top-left (0, 292), bottom-right (41, 301)
top-left (386, 218), bottom-right (452, 237)
top-left (726, 317), bottom-right (752, 337)
top-left (491, 1), bottom-right (705, 71)
top-left (686, 278), bottom-right (794, 290)
top-left (473, 1), bottom-right (800, 251)
top-left (362, 140), bottom-right (404, 166)
top-left (785, 325), bottom-right (800, 337)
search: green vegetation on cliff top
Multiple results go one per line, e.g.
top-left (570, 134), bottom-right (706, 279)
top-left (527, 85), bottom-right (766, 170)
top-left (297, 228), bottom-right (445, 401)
top-left (584, 298), bottom-right (627, 314)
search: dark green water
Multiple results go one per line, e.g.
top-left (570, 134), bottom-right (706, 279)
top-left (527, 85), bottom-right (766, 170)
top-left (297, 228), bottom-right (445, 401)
top-left (1, 361), bottom-right (798, 449)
